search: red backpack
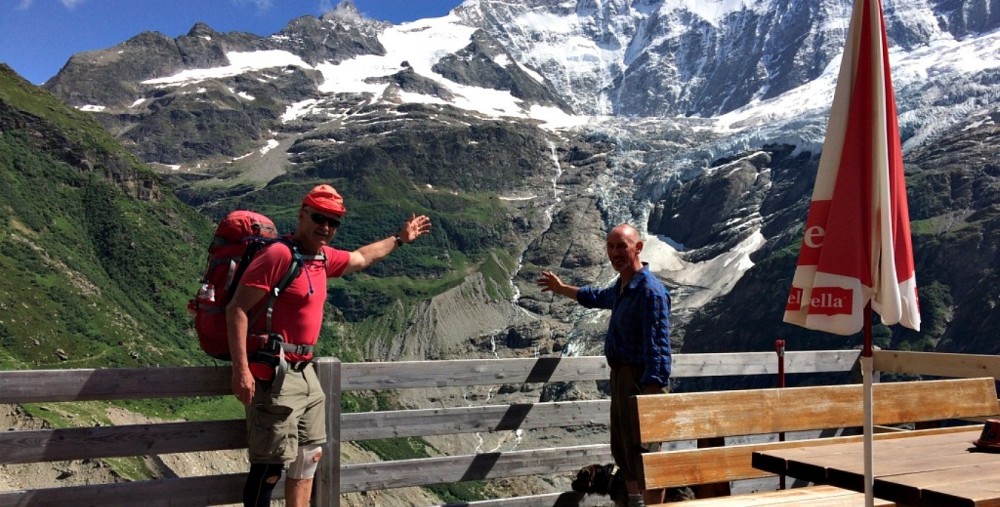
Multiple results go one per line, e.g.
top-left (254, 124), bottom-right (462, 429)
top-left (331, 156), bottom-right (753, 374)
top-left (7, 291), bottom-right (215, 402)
top-left (189, 210), bottom-right (300, 360)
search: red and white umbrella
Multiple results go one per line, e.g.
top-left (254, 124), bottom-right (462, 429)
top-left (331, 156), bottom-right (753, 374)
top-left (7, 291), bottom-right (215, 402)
top-left (783, 0), bottom-right (920, 505)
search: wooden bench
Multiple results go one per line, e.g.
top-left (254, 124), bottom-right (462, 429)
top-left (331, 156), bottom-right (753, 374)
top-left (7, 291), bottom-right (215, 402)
top-left (631, 377), bottom-right (1000, 506)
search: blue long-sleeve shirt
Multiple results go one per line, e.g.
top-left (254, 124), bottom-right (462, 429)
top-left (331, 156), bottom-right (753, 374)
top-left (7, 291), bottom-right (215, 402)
top-left (576, 264), bottom-right (673, 387)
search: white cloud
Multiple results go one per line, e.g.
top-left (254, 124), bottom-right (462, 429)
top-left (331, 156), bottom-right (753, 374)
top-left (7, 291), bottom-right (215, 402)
top-left (17, 0), bottom-right (83, 10)
top-left (232, 0), bottom-right (272, 12)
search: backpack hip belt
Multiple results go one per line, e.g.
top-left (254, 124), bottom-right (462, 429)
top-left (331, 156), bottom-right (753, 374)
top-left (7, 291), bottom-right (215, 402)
top-left (249, 334), bottom-right (314, 382)
top-left (251, 334), bottom-right (313, 357)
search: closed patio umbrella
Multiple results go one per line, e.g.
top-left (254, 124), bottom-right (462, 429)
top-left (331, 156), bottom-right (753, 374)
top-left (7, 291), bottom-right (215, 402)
top-left (782, 0), bottom-right (920, 505)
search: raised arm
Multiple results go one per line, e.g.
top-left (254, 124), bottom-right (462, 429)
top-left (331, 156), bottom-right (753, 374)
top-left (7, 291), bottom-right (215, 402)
top-left (344, 213), bottom-right (432, 275)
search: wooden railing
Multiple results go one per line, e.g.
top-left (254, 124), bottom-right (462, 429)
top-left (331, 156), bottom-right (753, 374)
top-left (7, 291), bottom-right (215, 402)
top-left (1, 350), bottom-right (996, 506)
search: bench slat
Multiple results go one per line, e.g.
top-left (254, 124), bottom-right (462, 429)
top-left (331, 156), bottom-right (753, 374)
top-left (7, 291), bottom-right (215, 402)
top-left (873, 350), bottom-right (1000, 379)
top-left (633, 378), bottom-right (999, 443)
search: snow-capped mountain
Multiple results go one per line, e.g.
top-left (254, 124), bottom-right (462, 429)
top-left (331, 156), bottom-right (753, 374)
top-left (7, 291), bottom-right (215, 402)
top-left (39, 0), bottom-right (1000, 361)
top-left (460, 0), bottom-right (1000, 119)
top-left (46, 0), bottom-right (1000, 169)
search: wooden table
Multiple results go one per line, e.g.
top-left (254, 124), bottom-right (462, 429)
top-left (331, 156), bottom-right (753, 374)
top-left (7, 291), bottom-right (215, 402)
top-left (752, 427), bottom-right (1000, 506)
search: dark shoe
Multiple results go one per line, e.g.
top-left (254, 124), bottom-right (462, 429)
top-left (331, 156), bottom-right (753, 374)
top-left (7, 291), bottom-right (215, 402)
top-left (666, 486), bottom-right (696, 501)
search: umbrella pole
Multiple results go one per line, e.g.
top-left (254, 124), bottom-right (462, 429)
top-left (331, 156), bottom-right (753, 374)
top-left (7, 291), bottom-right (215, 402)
top-left (775, 339), bottom-right (786, 490)
top-left (863, 302), bottom-right (874, 507)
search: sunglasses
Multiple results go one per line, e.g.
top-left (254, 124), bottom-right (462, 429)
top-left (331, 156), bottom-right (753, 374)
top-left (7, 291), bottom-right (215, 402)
top-left (309, 212), bottom-right (341, 228)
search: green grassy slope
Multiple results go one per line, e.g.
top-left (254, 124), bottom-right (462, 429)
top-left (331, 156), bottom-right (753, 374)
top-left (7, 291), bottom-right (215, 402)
top-left (0, 64), bottom-right (213, 369)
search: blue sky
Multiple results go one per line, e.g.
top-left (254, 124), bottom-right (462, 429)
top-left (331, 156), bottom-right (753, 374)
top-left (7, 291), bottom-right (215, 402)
top-left (0, 0), bottom-right (464, 85)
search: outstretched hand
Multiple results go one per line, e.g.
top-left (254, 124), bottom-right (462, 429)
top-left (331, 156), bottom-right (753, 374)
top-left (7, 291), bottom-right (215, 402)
top-left (399, 214), bottom-right (432, 244)
top-left (536, 271), bottom-right (564, 292)
top-left (537, 271), bottom-right (579, 300)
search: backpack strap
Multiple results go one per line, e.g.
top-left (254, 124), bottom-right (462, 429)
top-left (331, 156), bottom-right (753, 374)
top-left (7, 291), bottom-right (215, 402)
top-left (225, 239), bottom-right (269, 298)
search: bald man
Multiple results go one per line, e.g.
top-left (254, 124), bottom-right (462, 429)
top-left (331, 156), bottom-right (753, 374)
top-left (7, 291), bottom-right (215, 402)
top-left (538, 224), bottom-right (679, 506)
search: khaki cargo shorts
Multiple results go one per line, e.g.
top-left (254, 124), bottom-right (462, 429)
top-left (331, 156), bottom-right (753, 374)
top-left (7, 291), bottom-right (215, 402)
top-left (246, 363), bottom-right (326, 465)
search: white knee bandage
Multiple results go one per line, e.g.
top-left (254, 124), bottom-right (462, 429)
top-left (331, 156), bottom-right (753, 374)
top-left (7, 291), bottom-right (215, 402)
top-left (287, 444), bottom-right (323, 479)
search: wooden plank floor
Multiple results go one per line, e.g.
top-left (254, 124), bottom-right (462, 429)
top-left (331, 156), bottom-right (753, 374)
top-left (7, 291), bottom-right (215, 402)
top-left (756, 428), bottom-right (1000, 506)
top-left (661, 485), bottom-right (896, 506)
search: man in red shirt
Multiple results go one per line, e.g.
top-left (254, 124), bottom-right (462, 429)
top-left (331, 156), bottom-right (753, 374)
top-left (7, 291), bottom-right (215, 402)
top-left (227, 184), bottom-right (431, 507)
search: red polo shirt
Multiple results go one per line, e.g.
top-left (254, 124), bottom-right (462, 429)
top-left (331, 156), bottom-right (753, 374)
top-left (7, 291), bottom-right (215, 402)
top-left (239, 241), bottom-right (350, 361)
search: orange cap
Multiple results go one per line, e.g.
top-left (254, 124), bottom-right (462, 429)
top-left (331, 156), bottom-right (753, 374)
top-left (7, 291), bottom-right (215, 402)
top-left (302, 184), bottom-right (346, 217)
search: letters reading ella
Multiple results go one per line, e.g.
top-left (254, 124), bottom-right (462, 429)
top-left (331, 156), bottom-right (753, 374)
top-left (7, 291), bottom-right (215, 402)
top-left (786, 286), bottom-right (853, 316)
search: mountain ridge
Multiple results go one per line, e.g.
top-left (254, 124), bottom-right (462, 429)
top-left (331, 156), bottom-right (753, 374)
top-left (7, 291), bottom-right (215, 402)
top-left (20, 0), bottom-right (1000, 363)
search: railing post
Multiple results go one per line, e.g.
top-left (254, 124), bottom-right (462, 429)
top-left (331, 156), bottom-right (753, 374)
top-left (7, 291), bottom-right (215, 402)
top-left (315, 357), bottom-right (341, 507)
